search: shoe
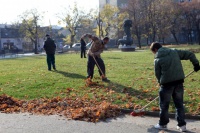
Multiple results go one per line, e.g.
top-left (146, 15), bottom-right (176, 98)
top-left (48, 69), bottom-right (51, 71)
top-left (177, 125), bottom-right (186, 132)
top-left (102, 78), bottom-right (110, 82)
top-left (154, 124), bottom-right (167, 130)
top-left (53, 65), bottom-right (56, 70)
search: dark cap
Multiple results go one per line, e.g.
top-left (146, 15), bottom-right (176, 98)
top-left (46, 34), bottom-right (50, 37)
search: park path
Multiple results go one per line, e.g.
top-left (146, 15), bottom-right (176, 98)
top-left (0, 113), bottom-right (199, 133)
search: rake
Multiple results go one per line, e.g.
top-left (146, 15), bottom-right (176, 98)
top-left (130, 70), bottom-right (195, 116)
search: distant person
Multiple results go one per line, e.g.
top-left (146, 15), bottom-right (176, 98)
top-left (43, 34), bottom-right (56, 71)
top-left (80, 38), bottom-right (86, 58)
top-left (81, 33), bottom-right (110, 82)
top-left (150, 42), bottom-right (200, 132)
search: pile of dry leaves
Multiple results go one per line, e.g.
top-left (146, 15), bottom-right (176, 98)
top-left (0, 94), bottom-right (121, 122)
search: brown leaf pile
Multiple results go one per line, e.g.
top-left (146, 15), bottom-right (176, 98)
top-left (0, 94), bottom-right (23, 113)
top-left (85, 78), bottom-right (104, 88)
top-left (0, 94), bottom-right (121, 122)
top-left (85, 78), bottom-right (98, 87)
top-left (188, 48), bottom-right (200, 53)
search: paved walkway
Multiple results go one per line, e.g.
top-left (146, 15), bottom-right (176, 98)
top-left (0, 113), bottom-right (199, 133)
top-left (0, 52), bottom-right (45, 59)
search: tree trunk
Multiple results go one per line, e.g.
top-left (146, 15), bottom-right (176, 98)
top-left (152, 28), bottom-right (156, 42)
top-left (171, 30), bottom-right (179, 45)
top-left (105, 27), bottom-right (109, 36)
top-left (71, 35), bottom-right (75, 46)
top-left (162, 38), bottom-right (165, 45)
top-left (188, 31), bottom-right (193, 44)
top-left (196, 24), bottom-right (200, 45)
top-left (198, 30), bottom-right (200, 45)
top-left (34, 43), bottom-right (38, 54)
top-left (146, 38), bottom-right (149, 46)
top-left (137, 34), bottom-right (141, 48)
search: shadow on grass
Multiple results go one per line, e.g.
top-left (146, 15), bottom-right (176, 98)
top-left (105, 81), bottom-right (157, 100)
top-left (53, 70), bottom-right (85, 79)
top-left (106, 57), bottom-right (122, 60)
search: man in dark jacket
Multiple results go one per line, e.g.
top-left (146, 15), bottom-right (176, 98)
top-left (150, 42), bottom-right (200, 132)
top-left (80, 38), bottom-right (86, 58)
top-left (43, 34), bottom-right (56, 71)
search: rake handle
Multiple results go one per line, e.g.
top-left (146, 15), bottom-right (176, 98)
top-left (139, 70), bottom-right (194, 111)
top-left (92, 56), bottom-right (105, 77)
top-left (185, 70), bottom-right (195, 78)
top-left (140, 96), bottom-right (159, 111)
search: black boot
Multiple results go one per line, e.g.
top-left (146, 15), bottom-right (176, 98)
top-left (53, 65), bottom-right (56, 70)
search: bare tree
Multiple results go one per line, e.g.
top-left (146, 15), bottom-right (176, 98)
top-left (181, 0), bottom-right (200, 45)
top-left (100, 4), bottom-right (119, 38)
top-left (126, 0), bottom-right (145, 48)
top-left (155, 0), bottom-right (172, 44)
top-left (163, 1), bottom-right (183, 44)
top-left (57, 3), bottom-right (95, 46)
top-left (140, 0), bottom-right (153, 45)
top-left (18, 9), bottom-right (44, 54)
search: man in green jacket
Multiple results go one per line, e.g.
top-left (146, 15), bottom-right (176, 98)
top-left (150, 42), bottom-right (200, 132)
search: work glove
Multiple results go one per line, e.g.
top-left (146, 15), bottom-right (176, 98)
top-left (194, 63), bottom-right (200, 72)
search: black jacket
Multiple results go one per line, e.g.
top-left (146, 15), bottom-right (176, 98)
top-left (43, 38), bottom-right (56, 54)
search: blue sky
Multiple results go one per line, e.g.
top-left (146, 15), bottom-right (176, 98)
top-left (0, 0), bottom-right (98, 26)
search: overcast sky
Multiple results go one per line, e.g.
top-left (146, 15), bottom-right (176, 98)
top-left (0, 0), bottom-right (98, 26)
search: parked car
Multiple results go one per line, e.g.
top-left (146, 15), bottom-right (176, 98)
top-left (86, 42), bottom-right (108, 50)
top-left (62, 45), bottom-right (70, 52)
top-left (86, 42), bottom-right (92, 50)
top-left (71, 43), bottom-right (81, 51)
top-left (72, 43), bottom-right (81, 48)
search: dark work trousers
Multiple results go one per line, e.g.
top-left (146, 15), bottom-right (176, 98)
top-left (87, 55), bottom-right (105, 79)
top-left (81, 48), bottom-right (86, 58)
top-left (159, 83), bottom-right (186, 127)
top-left (46, 54), bottom-right (55, 70)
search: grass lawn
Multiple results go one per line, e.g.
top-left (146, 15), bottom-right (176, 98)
top-left (0, 45), bottom-right (200, 116)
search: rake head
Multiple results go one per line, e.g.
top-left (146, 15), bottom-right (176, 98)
top-left (130, 110), bottom-right (145, 116)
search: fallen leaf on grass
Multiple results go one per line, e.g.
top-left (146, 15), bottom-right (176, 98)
top-left (152, 106), bottom-right (160, 111)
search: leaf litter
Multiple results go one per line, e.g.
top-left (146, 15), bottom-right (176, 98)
top-left (0, 94), bottom-right (121, 123)
top-left (1, 77), bottom-right (199, 122)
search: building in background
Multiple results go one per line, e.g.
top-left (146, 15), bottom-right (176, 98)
top-left (0, 25), bottom-right (48, 52)
top-left (0, 28), bottom-right (22, 51)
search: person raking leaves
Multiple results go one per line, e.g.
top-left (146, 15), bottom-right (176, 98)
top-left (81, 33), bottom-right (110, 82)
top-left (150, 42), bottom-right (200, 132)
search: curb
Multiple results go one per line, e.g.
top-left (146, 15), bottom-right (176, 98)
top-left (120, 109), bottom-right (200, 120)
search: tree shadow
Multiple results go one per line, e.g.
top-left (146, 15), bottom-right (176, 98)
top-left (53, 70), bottom-right (85, 79)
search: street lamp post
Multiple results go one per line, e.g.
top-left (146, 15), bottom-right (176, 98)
top-left (96, 12), bottom-right (102, 39)
top-left (98, 12), bottom-right (100, 38)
